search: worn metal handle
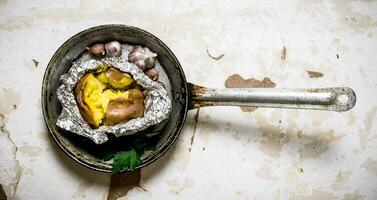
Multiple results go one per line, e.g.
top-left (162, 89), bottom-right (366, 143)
top-left (188, 83), bottom-right (356, 112)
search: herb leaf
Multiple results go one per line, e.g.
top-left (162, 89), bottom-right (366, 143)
top-left (112, 149), bottom-right (141, 174)
top-left (102, 150), bottom-right (117, 161)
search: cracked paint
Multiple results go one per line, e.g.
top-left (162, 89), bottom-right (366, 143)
top-left (189, 108), bottom-right (200, 152)
top-left (0, 114), bottom-right (21, 199)
top-left (0, 88), bottom-right (21, 199)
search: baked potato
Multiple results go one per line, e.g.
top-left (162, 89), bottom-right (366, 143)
top-left (74, 67), bottom-right (145, 128)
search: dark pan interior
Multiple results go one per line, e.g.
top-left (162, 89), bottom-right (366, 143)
top-left (41, 25), bottom-right (188, 172)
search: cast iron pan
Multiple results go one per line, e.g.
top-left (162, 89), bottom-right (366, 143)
top-left (42, 24), bottom-right (356, 173)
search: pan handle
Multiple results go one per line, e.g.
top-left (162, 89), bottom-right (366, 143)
top-left (188, 83), bottom-right (356, 112)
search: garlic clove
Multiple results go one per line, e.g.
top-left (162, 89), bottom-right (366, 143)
top-left (128, 46), bottom-right (157, 71)
top-left (144, 57), bottom-right (156, 69)
top-left (145, 68), bottom-right (159, 80)
top-left (105, 41), bottom-right (122, 57)
top-left (143, 47), bottom-right (157, 69)
top-left (86, 44), bottom-right (105, 57)
top-left (134, 60), bottom-right (147, 71)
top-left (128, 46), bottom-right (143, 62)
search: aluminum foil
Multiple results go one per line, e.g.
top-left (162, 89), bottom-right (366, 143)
top-left (56, 57), bottom-right (172, 144)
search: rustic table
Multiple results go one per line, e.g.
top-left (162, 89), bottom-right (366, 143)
top-left (1, 1), bottom-right (377, 199)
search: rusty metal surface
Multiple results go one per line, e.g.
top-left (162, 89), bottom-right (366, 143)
top-left (189, 83), bottom-right (356, 111)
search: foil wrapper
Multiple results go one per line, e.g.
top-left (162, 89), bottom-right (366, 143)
top-left (56, 56), bottom-right (172, 144)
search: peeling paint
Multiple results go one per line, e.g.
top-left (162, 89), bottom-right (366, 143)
top-left (306, 70), bottom-right (323, 78)
top-left (239, 106), bottom-right (257, 112)
top-left (32, 59), bottom-right (39, 67)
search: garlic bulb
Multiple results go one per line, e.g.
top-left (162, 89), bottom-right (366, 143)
top-left (128, 46), bottom-right (157, 71)
top-left (105, 41), bottom-right (122, 57)
top-left (86, 44), bottom-right (105, 57)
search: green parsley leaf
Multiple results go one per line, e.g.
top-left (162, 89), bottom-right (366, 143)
top-left (112, 149), bottom-right (141, 174)
top-left (102, 150), bottom-right (116, 161)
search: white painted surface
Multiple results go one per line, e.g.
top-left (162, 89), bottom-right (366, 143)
top-left (1, 0), bottom-right (377, 199)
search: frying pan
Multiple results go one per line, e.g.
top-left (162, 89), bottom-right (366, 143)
top-left (42, 24), bottom-right (356, 173)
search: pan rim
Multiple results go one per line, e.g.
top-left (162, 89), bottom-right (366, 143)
top-left (41, 24), bottom-right (189, 173)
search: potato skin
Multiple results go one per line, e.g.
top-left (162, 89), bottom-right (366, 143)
top-left (104, 88), bottom-right (144, 126)
top-left (105, 68), bottom-right (134, 89)
top-left (106, 67), bottom-right (124, 81)
top-left (74, 74), bottom-right (98, 127)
